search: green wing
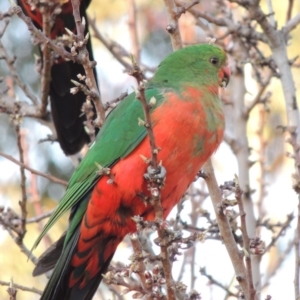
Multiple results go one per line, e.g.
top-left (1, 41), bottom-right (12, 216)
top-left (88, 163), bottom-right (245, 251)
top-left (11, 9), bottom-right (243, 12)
top-left (32, 87), bottom-right (164, 249)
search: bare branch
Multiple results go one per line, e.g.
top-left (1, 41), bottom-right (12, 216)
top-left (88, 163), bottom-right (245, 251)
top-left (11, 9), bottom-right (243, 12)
top-left (129, 234), bottom-right (149, 290)
top-left (0, 94), bottom-right (51, 121)
top-left (0, 39), bottom-right (38, 105)
top-left (163, 0), bottom-right (183, 50)
top-left (200, 267), bottom-right (237, 297)
top-left (286, 0), bottom-right (295, 22)
top-left (265, 213), bottom-right (294, 253)
top-left (235, 179), bottom-right (256, 299)
top-left (262, 239), bottom-right (294, 288)
top-left (88, 17), bottom-right (134, 71)
top-left (14, 125), bottom-right (27, 243)
top-left (283, 13), bottom-right (300, 34)
top-left (177, 0), bottom-right (268, 43)
top-left (127, 0), bottom-right (140, 63)
top-left (70, 0), bottom-right (104, 127)
top-left (244, 73), bottom-right (272, 117)
top-left (39, 3), bottom-right (52, 117)
top-left (26, 209), bottom-right (54, 224)
top-left (0, 151), bottom-right (68, 186)
top-left (11, 6), bottom-right (76, 62)
top-left (203, 160), bottom-right (249, 298)
top-left (0, 280), bottom-right (42, 295)
top-left (130, 59), bottom-right (176, 300)
top-left (0, 221), bottom-right (38, 265)
top-left (295, 199), bottom-right (300, 298)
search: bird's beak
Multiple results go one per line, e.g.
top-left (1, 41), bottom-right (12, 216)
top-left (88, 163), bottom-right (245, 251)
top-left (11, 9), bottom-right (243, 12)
top-left (219, 66), bottom-right (231, 88)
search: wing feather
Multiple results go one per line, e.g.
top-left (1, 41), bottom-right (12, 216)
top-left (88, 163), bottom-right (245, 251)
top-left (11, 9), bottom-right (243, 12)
top-left (32, 88), bottom-right (164, 250)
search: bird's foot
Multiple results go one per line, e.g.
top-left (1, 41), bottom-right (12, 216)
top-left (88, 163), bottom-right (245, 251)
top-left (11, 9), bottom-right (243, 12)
top-left (144, 165), bottom-right (166, 186)
top-left (196, 169), bottom-right (208, 179)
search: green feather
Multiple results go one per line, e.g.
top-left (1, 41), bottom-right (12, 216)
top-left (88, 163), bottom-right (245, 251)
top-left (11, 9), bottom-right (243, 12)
top-left (150, 44), bottom-right (227, 90)
top-left (32, 43), bottom-right (228, 251)
top-left (32, 88), bottom-right (164, 250)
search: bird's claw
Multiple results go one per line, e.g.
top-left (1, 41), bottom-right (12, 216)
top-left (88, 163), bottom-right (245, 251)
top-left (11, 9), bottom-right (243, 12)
top-left (144, 165), bottom-right (167, 184)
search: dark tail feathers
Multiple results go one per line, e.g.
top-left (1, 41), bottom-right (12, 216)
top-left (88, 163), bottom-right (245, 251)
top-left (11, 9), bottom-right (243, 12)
top-left (36, 229), bottom-right (114, 300)
top-left (49, 3), bottom-right (98, 155)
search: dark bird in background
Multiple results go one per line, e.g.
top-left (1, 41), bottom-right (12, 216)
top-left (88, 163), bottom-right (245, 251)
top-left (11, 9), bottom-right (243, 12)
top-left (17, 0), bottom-right (97, 155)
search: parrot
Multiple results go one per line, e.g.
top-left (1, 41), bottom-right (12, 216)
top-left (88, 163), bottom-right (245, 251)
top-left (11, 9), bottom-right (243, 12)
top-left (32, 43), bottom-right (230, 300)
top-left (17, 0), bottom-right (97, 155)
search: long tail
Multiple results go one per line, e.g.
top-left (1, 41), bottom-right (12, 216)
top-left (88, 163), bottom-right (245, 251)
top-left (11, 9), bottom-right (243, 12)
top-left (49, 61), bottom-right (92, 155)
top-left (33, 232), bottom-right (66, 277)
top-left (37, 227), bottom-right (118, 300)
top-left (49, 2), bottom-right (97, 155)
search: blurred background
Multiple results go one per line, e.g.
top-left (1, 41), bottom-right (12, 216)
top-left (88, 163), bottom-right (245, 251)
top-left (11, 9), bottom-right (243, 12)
top-left (0, 0), bottom-right (300, 299)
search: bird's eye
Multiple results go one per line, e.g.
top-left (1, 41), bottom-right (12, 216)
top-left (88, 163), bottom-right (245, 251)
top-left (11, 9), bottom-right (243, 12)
top-left (210, 57), bottom-right (219, 65)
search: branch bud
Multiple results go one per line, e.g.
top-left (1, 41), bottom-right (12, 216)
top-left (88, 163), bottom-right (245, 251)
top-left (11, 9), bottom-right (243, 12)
top-left (138, 117), bottom-right (145, 126)
top-left (65, 27), bottom-right (74, 36)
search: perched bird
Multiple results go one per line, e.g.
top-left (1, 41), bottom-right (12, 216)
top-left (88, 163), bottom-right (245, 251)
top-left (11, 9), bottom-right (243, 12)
top-left (32, 44), bottom-right (230, 300)
top-left (17, 0), bottom-right (96, 155)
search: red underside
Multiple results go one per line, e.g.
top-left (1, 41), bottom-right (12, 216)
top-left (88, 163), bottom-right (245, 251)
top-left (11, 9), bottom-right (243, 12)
top-left (69, 86), bottom-right (225, 287)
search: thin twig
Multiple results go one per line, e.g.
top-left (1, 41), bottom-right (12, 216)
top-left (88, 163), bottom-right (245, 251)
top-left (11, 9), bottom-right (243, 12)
top-left (0, 151), bottom-right (68, 186)
top-left (203, 160), bottom-right (249, 298)
top-left (29, 169), bottom-right (53, 246)
top-left (15, 126), bottom-right (27, 243)
top-left (231, 57), bottom-right (260, 291)
top-left (163, 0), bottom-right (182, 50)
top-left (0, 94), bottom-right (51, 121)
top-left (4, 225), bottom-right (37, 265)
top-left (11, 6), bottom-right (76, 63)
top-left (176, 0), bottom-right (199, 17)
top-left (255, 108), bottom-right (268, 226)
top-left (286, 0), bottom-right (294, 22)
top-left (200, 268), bottom-right (237, 297)
top-left (0, 280), bottom-right (42, 295)
top-left (0, 11), bottom-right (10, 36)
top-left (235, 179), bottom-right (256, 300)
top-left (88, 16), bottom-right (154, 74)
top-left (136, 84), bottom-right (158, 170)
top-left (6, 279), bottom-right (17, 300)
top-left (177, 0), bottom-right (268, 43)
top-left (265, 213), bottom-right (294, 253)
top-left (0, 39), bottom-right (38, 105)
top-left (243, 73), bottom-right (272, 117)
top-left (39, 3), bottom-right (52, 117)
top-left (70, 0), bottom-right (104, 127)
top-left (88, 17), bottom-right (133, 71)
top-left (295, 197), bottom-right (300, 299)
top-left (266, 0), bottom-right (275, 27)
top-left (130, 234), bottom-right (149, 290)
top-left (131, 60), bottom-right (176, 300)
top-left (262, 239), bottom-right (294, 289)
top-left (127, 0), bottom-right (140, 63)
top-left (26, 209), bottom-right (54, 224)
top-left (283, 13), bottom-right (300, 34)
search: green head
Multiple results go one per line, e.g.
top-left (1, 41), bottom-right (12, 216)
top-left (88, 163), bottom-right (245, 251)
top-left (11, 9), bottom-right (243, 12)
top-left (150, 44), bottom-right (230, 91)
